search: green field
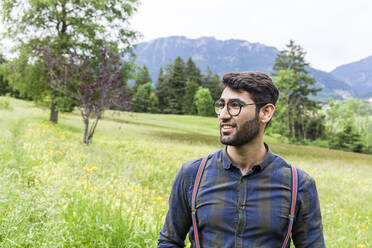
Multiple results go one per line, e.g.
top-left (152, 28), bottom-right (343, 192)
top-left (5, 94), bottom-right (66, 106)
top-left (0, 96), bottom-right (371, 247)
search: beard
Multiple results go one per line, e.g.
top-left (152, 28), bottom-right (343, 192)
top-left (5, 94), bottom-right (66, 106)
top-left (219, 116), bottom-right (260, 146)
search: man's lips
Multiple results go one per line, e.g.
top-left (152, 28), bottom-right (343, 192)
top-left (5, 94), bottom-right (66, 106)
top-left (220, 123), bottom-right (236, 131)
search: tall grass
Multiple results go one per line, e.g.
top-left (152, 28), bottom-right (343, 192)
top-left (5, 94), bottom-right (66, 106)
top-left (0, 96), bottom-right (371, 247)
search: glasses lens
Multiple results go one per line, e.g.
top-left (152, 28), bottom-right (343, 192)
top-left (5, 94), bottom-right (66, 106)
top-left (215, 100), bottom-right (224, 115)
top-left (227, 101), bottom-right (241, 116)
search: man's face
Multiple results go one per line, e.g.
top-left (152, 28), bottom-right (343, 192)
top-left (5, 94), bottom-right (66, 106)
top-left (218, 87), bottom-right (261, 146)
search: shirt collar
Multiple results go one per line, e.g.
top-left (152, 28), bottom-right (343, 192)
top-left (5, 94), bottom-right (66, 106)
top-left (221, 143), bottom-right (275, 171)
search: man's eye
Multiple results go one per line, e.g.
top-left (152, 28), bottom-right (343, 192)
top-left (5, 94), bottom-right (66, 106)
top-left (229, 102), bottom-right (240, 108)
top-left (217, 102), bottom-right (225, 108)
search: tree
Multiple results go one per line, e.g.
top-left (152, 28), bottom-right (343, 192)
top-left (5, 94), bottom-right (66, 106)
top-left (271, 40), bottom-right (322, 140)
top-left (325, 98), bottom-right (372, 154)
top-left (185, 57), bottom-right (202, 85)
top-left (329, 122), bottom-right (364, 153)
top-left (194, 87), bottom-right (214, 116)
top-left (154, 58), bottom-right (221, 115)
top-left (0, 0), bottom-right (138, 123)
top-left (148, 92), bottom-right (160, 113)
top-left (155, 67), bottom-right (169, 113)
top-left (133, 65), bottom-right (152, 93)
top-left (164, 57), bottom-right (186, 114)
top-left (41, 45), bottom-right (128, 145)
top-left (182, 80), bottom-right (199, 115)
top-left (202, 67), bottom-right (223, 101)
top-left (132, 82), bottom-right (155, 112)
top-left (0, 54), bottom-right (11, 95)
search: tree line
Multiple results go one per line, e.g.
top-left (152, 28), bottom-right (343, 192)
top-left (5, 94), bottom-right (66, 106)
top-left (130, 57), bottom-right (222, 116)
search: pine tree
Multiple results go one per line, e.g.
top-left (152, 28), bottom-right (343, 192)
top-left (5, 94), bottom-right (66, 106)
top-left (272, 40), bottom-right (322, 140)
top-left (202, 67), bottom-right (223, 101)
top-left (166, 57), bottom-right (186, 114)
top-left (182, 80), bottom-right (199, 115)
top-left (185, 57), bottom-right (202, 85)
top-left (156, 67), bottom-right (169, 113)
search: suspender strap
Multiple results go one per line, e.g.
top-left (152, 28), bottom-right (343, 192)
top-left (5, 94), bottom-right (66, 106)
top-left (191, 155), bottom-right (209, 248)
top-left (281, 164), bottom-right (298, 248)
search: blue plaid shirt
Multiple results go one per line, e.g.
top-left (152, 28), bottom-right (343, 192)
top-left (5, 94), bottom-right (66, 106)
top-left (158, 144), bottom-right (325, 247)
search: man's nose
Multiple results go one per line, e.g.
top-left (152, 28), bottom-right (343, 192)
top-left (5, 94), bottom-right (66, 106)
top-left (218, 105), bottom-right (231, 119)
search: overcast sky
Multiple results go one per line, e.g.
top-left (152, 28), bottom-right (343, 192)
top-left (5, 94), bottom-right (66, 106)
top-left (131, 0), bottom-right (372, 72)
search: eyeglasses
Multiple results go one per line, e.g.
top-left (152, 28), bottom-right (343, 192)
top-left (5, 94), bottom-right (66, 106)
top-left (214, 99), bottom-right (266, 116)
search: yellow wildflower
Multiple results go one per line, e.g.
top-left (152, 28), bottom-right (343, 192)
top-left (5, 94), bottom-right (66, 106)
top-left (91, 166), bottom-right (98, 172)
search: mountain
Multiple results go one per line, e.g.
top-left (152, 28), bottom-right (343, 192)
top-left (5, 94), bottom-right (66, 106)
top-left (331, 55), bottom-right (372, 98)
top-left (134, 36), bottom-right (355, 100)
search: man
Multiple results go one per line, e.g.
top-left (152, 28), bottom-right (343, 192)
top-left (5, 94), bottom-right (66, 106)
top-left (158, 72), bottom-right (325, 247)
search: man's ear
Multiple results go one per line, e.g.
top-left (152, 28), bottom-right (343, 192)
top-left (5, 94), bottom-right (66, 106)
top-left (259, 104), bottom-right (275, 124)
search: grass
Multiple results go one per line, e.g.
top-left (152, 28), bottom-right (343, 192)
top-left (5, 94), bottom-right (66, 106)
top-left (0, 96), bottom-right (371, 247)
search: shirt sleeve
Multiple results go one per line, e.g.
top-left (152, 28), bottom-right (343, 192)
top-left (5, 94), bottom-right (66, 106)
top-left (158, 165), bottom-right (192, 248)
top-left (292, 172), bottom-right (326, 248)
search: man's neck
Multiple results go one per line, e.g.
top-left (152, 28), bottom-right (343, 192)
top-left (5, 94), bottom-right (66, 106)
top-left (226, 138), bottom-right (267, 175)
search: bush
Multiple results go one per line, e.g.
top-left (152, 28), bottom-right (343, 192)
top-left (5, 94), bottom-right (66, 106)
top-left (194, 87), bottom-right (214, 116)
top-left (329, 123), bottom-right (365, 153)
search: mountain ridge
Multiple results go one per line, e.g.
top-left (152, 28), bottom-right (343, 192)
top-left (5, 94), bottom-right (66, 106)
top-left (134, 36), bottom-right (361, 100)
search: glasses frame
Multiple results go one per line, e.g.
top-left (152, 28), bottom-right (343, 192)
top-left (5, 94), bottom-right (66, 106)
top-left (214, 99), bottom-right (267, 117)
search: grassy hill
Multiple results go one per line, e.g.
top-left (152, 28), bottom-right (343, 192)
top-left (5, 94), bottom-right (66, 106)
top-left (0, 96), bottom-right (371, 247)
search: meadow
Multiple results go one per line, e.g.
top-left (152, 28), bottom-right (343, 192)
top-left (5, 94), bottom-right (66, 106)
top-left (0, 96), bottom-right (371, 248)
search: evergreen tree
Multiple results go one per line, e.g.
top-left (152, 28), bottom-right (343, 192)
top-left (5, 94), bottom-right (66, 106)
top-left (202, 67), bottom-right (223, 101)
top-left (271, 40), bottom-right (322, 140)
top-left (185, 57), bottom-right (202, 85)
top-left (194, 87), bottom-right (215, 116)
top-left (156, 67), bottom-right (169, 113)
top-left (329, 122), bottom-right (364, 153)
top-left (133, 65), bottom-right (151, 93)
top-left (182, 80), bottom-right (199, 115)
top-left (165, 56), bottom-right (186, 114)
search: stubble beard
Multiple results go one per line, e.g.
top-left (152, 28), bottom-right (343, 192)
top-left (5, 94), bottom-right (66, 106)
top-left (219, 116), bottom-right (260, 147)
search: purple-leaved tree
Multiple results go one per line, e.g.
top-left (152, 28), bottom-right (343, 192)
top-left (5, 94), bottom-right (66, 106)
top-left (41, 44), bottom-right (129, 145)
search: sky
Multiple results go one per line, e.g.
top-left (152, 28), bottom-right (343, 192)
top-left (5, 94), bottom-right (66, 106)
top-left (130, 0), bottom-right (372, 72)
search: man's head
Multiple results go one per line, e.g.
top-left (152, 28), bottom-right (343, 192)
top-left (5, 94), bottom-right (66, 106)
top-left (217, 71), bottom-right (279, 146)
top-left (221, 72), bottom-right (279, 115)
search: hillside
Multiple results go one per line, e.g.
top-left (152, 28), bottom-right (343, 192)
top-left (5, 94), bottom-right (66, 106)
top-left (0, 96), bottom-right (371, 247)
top-left (134, 36), bottom-right (355, 100)
top-left (331, 55), bottom-right (372, 98)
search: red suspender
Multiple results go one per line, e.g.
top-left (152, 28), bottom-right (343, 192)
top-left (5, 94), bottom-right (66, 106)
top-left (191, 155), bottom-right (209, 248)
top-left (281, 164), bottom-right (298, 248)
top-left (191, 157), bottom-right (298, 248)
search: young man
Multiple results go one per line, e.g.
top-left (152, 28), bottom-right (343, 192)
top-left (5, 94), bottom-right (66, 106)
top-left (158, 72), bottom-right (325, 247)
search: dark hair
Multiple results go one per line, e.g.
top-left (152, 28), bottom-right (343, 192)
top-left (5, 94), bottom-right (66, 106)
top-left (221, 71), bottom-right (279, 113)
